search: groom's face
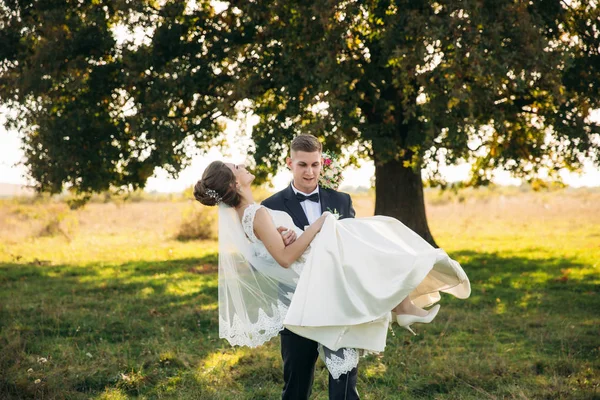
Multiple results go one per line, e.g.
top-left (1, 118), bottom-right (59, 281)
top-left (287, 150), bottom-right (322, 193)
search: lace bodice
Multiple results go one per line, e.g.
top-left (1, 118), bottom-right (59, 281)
top-left (241, 204), bottom-right (307, 275)
top-left (241, 203), bottom-right (266, 244)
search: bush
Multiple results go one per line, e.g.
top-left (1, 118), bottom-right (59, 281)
top-left (37, 207), bottom-right (79, 241)
top-left (175, 205), bottom-right (217, 241)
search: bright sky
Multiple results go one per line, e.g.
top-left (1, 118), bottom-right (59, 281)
top-left (1, 106), bottom-right (599, 192)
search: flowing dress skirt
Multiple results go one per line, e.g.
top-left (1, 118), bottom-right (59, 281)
top-left (283, 215), bottom-right (471, 352)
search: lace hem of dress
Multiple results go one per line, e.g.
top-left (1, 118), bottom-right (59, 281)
top-left (220, 298), bottom-right (365, 378)
top-left (318, 345), bottom-right (361, 379)
top-left (219, 300), bottom-right (288, 348)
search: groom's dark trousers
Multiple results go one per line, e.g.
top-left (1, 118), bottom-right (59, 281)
top-left (280, 328), bottom-right (359, 400)
top-left (262, 184), bottom-right (359, 400)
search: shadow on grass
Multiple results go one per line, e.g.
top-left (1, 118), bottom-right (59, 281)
top-left (0, 254), bottom-right (221, 399)
top-left (0, 249), bottom-right (598, 399)
top-left (452, 249), bottom-right (599, 308)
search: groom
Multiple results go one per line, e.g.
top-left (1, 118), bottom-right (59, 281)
top-left (262, 134), bottom-right (358, 400)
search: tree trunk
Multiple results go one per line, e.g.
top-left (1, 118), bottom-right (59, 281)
top-left (374, 159), bottom-right (438, 247)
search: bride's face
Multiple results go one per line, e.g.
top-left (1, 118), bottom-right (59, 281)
top-left (286, 150), bottom-right (322, 193)
top-left (226, 163), bottom-right (255, 186)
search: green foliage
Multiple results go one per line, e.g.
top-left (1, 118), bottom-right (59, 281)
top-left (0, 0), bottom-right (230, 194)
top-left (1, 1), bottom-right (598, 194)
top-left (224, 1), bottom-right (600, 186)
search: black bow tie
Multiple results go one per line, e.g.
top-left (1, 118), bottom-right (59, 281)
top-left (295, 192), bottom-right (320, 203)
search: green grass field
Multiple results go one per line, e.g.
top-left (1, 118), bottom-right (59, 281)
top-left (0, 188), bottom-right (599, 399)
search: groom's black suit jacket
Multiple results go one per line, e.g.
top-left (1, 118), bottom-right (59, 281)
top-left (261, 184), bottom-right (360, 400)
top-left (261, 184), bottom-right (355, 229)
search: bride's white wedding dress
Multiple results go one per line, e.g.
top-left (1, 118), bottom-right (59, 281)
top-left (218, 203), bottom-right (470, 378)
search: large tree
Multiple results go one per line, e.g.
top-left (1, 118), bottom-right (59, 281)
top-left (1, 1), bottom-right (599, 244)
top-left (226, 0), bottom-right (600, 245)
top-left (0, 0), bottom-right (230, 193)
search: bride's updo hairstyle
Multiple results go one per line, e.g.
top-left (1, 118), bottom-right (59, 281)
top-left (193, 161), bottom-right (241, 207)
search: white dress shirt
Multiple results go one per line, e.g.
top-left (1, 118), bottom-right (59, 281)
top-left (291, 183), bottom-right (321, 225)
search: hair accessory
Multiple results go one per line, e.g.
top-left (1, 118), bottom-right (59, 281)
top-left (205, 188), bottom-right (222, 204)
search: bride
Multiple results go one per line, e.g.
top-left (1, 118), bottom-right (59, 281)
top-left (194, 160), bottom-right (471, 378)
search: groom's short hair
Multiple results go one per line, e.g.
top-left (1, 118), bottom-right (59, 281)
top-left (291, 134), bottom-right (322, 153)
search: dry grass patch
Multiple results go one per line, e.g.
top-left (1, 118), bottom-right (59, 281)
top-left (176, 206), bottom-right (217, 241)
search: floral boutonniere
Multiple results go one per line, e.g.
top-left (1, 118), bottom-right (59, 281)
top-left (327, 207), bottom-right (341, 220)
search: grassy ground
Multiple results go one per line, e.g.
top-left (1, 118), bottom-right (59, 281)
top-left (0, 188), bottom-right (599, 399)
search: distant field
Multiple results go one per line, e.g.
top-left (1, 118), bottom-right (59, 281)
top-left (0, 187), bottom-right (599, 399)
top-left (0, 183), bottom-right (35, 198)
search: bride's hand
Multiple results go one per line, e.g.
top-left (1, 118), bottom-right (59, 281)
top-left (277, 226), bottom-right (297, 246)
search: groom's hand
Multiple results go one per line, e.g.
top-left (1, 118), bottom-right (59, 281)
top-left (277, 226), bottom-right (297, 246)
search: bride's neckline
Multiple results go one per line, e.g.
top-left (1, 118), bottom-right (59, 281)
top-left (237, 202), bottom-right (259, 219)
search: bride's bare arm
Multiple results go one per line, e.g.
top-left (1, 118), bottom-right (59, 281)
top-left (253, 208), bottom-right (327, 268)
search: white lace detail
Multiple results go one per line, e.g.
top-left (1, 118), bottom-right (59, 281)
top-left (242, 203), bottom-right (263, 243)
top-left (219, 300), bottom-right (289, 348)
top-left (319, 345), bottom-right (360, 379)
top-left (252, 243), bottom-right (272, 260)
